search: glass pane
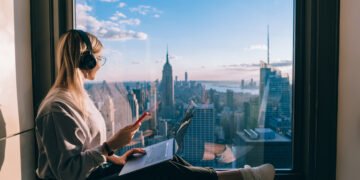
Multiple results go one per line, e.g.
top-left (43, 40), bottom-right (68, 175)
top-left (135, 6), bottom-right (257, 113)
top-left (75, 0), bottom-right (293, 169)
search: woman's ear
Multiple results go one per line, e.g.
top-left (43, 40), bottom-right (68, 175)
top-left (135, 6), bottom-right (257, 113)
top-left (80, 69), bottom-right (89, 79)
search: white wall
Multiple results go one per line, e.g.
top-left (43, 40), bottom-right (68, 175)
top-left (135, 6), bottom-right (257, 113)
top-left (0, 0), bottom-right (35, 179)
top-left (337, 0), bottom-right (360, 179)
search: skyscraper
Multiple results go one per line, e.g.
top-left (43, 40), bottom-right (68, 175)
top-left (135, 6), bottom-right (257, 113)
top-left (85, 82), bottom-right (133, 131)
top-left (220, 107), bottom-right (235, 141)
top-left (260, 62), bottom-right (271, 102)
top-left (226, 89), bottom-right (235, 110)
top-left (258, 25), bottom-right (291, 132)
top-left (160, 46), bottom-right (175, 119)
top-left (208, 89), bottom-right (220, 114)
top-left (133, 88), bottom-right (145, 113)
top-left (238, 128), bottom-right (292, 168)
top-left (158, 118), bottom-right (168, 137)
top-left (260, 25), bottom-right (272, 101)
top-left (149, 82), bottom-right (158, 130)
top-left (267, 25), bottom-right (270, 65)
top-left (185, 71), bottom-right (188, 82)
top-left (243, 97), bottom-right (260, 129)
top-left (181, 104), bottom-right (216, 166)
top-left (127, 89), bottom-right (139, 121)
top-left (258, 64), bottom-right (291, 131)
top-left (99, 95), bottom-right (115, 139)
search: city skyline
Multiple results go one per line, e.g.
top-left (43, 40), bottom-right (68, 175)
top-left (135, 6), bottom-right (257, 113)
top-left (78, 0), bottom-right (293, 169)
top-left (84, 58), bottom-right (292, 168)
top-left (76, 0), bottom-right (293, 82)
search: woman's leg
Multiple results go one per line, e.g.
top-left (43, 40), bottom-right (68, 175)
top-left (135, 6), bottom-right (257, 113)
top-left (216, 164), bottom-right (275, 180)
top-left (87, 164), bottom-right (123, 180)
top-left (171, 154), bottom-right (192, 166)
top-left (217, 169), bottom-right (244, 180)
top-left (101, 156), bottom-right (218, 180)
top-left (169, 156), bottom-right (275, 180)
top-left (94, 156), bottom-right (274, 180)
top-left (170, 155), bottom-right (247, 180)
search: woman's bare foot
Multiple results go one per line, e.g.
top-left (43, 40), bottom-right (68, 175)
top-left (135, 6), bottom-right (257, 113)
top-left (217, 164), bottom-right (275, 180)
top-left (241, 164), bottom-right (275, 180)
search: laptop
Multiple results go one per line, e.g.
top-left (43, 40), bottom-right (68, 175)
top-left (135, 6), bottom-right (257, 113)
top-left (119, 138), bottom-right (176, 176)
top-left (118, 102), bottom-right (196, 176)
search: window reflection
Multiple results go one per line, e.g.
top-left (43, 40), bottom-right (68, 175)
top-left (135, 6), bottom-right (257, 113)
top-left (78, 0), bottom-right (293, 169)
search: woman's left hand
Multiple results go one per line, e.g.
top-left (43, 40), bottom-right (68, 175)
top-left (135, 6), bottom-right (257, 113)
top-left (106, 148), bottom-right (146, 166)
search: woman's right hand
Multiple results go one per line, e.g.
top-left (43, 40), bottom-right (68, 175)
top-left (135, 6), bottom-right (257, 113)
top-left (106, 123), bottom-right (141, 150)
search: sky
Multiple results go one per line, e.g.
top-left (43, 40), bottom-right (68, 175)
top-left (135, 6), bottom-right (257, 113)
top-left (76, 0), bottom-right (294, 82)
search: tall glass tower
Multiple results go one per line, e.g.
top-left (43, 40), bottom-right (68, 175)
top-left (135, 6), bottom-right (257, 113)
top-left (258, 65), bottom-right (291, 132)
top-left (181, 104), bottom-right (216, 166)
top-left (127, 89), bottom-right (139, 121)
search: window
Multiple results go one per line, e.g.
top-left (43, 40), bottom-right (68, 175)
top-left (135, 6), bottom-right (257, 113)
top-left (75, 0), bottom-right (294, 169)
top-left (30, 0), bottom-right (339, 178)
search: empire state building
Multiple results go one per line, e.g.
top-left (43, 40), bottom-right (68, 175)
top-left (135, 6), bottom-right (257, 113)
top-left (160, 47), bottom-right (175, 119)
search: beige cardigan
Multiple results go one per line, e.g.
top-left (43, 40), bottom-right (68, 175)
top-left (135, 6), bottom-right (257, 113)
top-left (35, 89), bottom-right (107, 180)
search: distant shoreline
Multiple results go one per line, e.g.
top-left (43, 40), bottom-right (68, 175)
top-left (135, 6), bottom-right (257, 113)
top-left (85, 80), bottom-right (259, 94)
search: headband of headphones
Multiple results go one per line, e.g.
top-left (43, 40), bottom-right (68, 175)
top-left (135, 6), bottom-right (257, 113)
top-left (72, 29), bottom-right (97, 70)
top-left (76, 30), bottom-right (93, 54)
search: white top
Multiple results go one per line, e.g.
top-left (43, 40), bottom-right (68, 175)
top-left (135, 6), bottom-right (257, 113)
top-left (35, 89), bottom-right (107, 180)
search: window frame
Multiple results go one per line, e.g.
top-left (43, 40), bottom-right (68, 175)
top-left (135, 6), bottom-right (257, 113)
top-left (30, 0), bottom-right (339, 179)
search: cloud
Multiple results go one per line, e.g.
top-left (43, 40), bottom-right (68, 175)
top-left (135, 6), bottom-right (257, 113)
top-left (77, 3), bottom-right (92, 12)
top-left (245, 44), bottom-right (267, 51)
top-left (169, 54), bottom-right (182, 60)
top-left (221, 64), bottom-right (259, 72)
top-left (222, 67), bottom-right (259, 72)
top-left (155, 53), bottom-right (180, 63)
top-left (220, 60), bottom-right (292, 72)
top-left (131, 60), bottom-right (140, 64)
top-left (119, 18), bottom-right (141, 26)
top-left (97, 27), bottom-right (147, 40)
top-left (76, 4), bottom-right (148, 41)
top-left (271, 60), bottom-right (293, 67)
top-left (100, 0), bottom-right (118, 2)
top-left (110, 11), bottom-right (127, 21)
top-left (221, 63), bottom-right (258, 69)
top-left (153, 53), bottom-right (182, 63)
top-left (118, 2), bottom-right (126, 8)
top-left (130, 5), bottom-right (162, 17)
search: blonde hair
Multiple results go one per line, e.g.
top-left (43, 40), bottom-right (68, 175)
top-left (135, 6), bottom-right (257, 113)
top-left (37, 30), bottom-right (103, 118)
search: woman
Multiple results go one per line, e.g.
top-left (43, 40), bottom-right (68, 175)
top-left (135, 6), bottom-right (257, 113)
top-left (35, 29), bottom-right (275, 180)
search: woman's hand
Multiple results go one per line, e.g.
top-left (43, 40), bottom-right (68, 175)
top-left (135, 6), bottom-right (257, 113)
top-left (106, 148), bottom-right (146, 166)
top-left (106, 123), bottom-right (141, 150)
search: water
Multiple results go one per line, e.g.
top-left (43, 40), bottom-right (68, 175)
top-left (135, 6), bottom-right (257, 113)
top-left (199, 81), bottom-right (259, 94)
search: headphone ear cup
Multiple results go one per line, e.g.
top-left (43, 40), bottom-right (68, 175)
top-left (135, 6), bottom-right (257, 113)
top-left (79, 51), bottom-right (97, 70)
